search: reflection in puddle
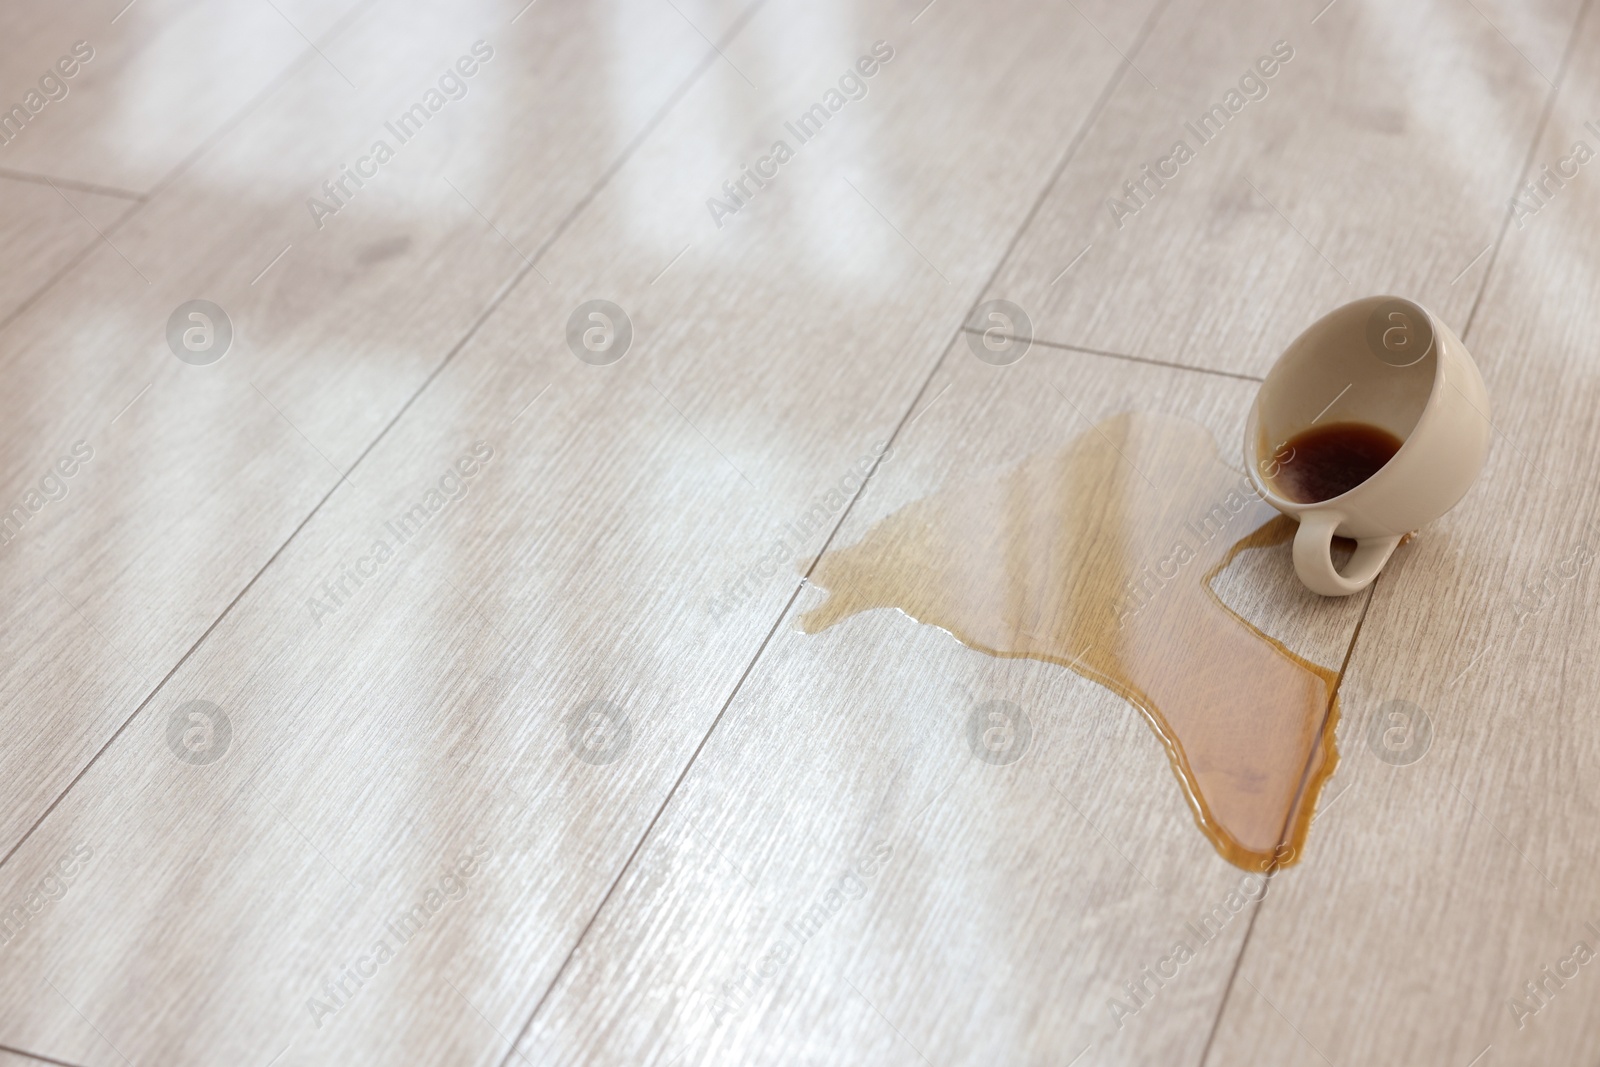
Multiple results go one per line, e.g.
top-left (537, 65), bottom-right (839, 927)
top-left (800, 412), bottom-right (1339, 870)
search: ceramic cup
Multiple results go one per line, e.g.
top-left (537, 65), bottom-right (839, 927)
top-left (1244, 296), bottom-right (1491, 596)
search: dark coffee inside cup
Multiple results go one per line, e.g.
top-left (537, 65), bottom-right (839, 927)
top-left (1270, 421), bottom-right (1403, 503)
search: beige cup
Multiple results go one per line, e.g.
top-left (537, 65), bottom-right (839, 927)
top-left (1244, 296), bottom-right (1491, 596)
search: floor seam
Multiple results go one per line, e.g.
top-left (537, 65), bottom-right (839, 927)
top-left (0, 167), bottom-right (146, 201)
top-left (0, 0), bottom-right (385, 876)
top-left (0, 196), bottom-right (144, 333)
top-left (490, 1), bottom-right (1176, 1060)
top-left (1460, 0), bottom-right (1595, 343)
top-left (0, 0), bottom-right (379, 341)
top-left (1195, 581), bottom-right (1377, 1067)
top-left (0, 0), bottom-right (751, 878)
top-left (961, 329), bottom-right (1267, 382)
top-left (801, 0), bottom-right (1176, 576)
top-left (1193, 7), bottom-right (1596, 1058)
top-left (487, 8), bottom-right (793, 1059)
top-left (0, 1039), bottom-right (91, 1067)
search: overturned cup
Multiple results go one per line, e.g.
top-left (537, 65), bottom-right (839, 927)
top-left (1244, 296), bottom-right (1491, 596)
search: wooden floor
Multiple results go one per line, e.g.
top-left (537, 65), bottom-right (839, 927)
top-left (1, 0), bottom-right (1597, 1063)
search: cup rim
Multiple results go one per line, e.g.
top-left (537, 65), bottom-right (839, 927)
top-left (1246, 295), bottom-right (1447, 511)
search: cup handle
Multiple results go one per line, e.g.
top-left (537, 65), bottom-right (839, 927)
top-left (1292, 511), bottom-right (1400, 596)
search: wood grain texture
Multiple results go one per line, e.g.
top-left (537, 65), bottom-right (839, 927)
top-left (0, 175), bottom-right (132, 325)
top-left (0, 1048), bottom-right (78, 1067)
top-left (0, 0), bottom-right (744, 864)
top-left (513, 345), bottom-right (1372, 1066)
top-left (980, 0), bottom-right (1582, 378)
top-left (0, 0), bottom-right (1153, 1063)
top-left (0, 0), bottom-right (363, 194)
top-left (1, 0), bottom-right (1595, 1064)
top-left (1205, 2), bottom-right (1600, 1064)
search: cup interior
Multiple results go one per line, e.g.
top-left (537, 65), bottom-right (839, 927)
top-left (1252, 296), bottom-right (1438, 498)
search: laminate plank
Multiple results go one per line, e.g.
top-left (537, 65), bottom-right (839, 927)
top-left (1204, 3), bottom-right (1600, 1064)
top-left (6, 1), bottom-right (1580, 1064)
top-left (0, 1048), bottom-right (82, 1067)
top-left (505, 4), bottom-right (1600, 1060)
top-left (0, 1), bottom-right (1157, 1063)
top-left (0, 0), bottom-right (752, 864)
top-left (978, 0), bottom-right (1580, 378)
top-left (512, 346), bottom-right (1371, 1066)
top-left (0, 0), bottom-right (362, 194)
top-left (0, 175), bottom-right (130, 324)
top-left (0, 4), bottom-right (1158, 1062)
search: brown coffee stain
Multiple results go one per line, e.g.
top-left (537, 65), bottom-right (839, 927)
top-left (799, 412), bottom-right (1339, 871)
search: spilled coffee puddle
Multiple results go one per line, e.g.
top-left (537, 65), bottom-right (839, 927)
top-left (800, 412), bottom-right (1339, 870)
